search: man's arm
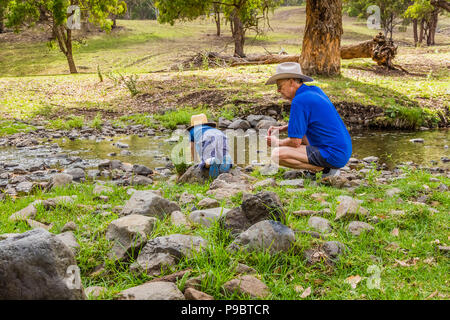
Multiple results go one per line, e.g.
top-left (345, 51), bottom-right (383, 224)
top-left (278, 137), bottom-right (303, 148)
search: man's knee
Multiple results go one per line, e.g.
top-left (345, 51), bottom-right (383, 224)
top-left (271, 147), bottom-right (283, 164)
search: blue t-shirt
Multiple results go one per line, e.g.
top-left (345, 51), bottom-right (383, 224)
top-left (287, 84), bottom-right (352, 168)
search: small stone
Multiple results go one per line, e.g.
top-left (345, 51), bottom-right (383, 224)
top-left (184, 288), bottom-right (214, 300)
top-left (9, 204), bottom-right (37, 221)
top-left (170, 211), bottom-right (190, 227)
top-left (190, 207), bottom-right (231, 227)
top-left (179, 192), bottom-right (196, 205)
top-left (85, 286), bottom-right (107, 299)
top-left (235, 263), bottom-right (257, 275)
top-left (222, 275), bottom-right (269, 299)
top-left (386, 188), bottom-right (402, 198)
top-left (347, 221), bottom-right (374, 236)
top-left (254, 178), bottom-right (277, 188)
top-left (61, 221), bottom-right (77, 232)
top-left (197, 197), bottom-right (220, 209)
top-left (118, 281), bottom-right (185, 300)
top-left (279, 179), bottom-right (304, 188)
top-left (308, 216), bottom-right (332, 233)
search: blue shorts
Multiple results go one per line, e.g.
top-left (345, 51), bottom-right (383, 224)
top-left (306, 145), bottom-right (339, 169)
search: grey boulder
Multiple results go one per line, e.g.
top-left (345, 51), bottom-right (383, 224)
top-left (105, 214), bottom-right (157, 261)
top-left (228, 220), bottom-right (295, 253)
top-left (0, 228), bottom-right (85, 299)
top-left (130, 234), bottom-right (207, 276)
top-left (121, 190), bottom-right (181, 219)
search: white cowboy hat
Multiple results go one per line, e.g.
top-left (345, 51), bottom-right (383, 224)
top-left (186, 113), bottom-right (216, 131)
top-left (265, 62), bottom-right (314, 85)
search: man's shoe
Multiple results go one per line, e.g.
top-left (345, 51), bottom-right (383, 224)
top-left (303, 168), bottom-right (341, 180)
top-left (321, 168), bottom-right (340, 179)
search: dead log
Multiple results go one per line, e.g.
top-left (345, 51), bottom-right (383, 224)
top-left (230, 54), bottom-right (301, 66)
top-left (341, 33), bottom-right (399, 70)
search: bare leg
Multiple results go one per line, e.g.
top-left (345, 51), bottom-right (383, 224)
top-left (271, 146), bottom-right (323, 172)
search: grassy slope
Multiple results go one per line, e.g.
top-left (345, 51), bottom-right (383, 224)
top-left (0, 167), bottom-right (448, 300)
top-left (0, 6), bottom-right (449, 127)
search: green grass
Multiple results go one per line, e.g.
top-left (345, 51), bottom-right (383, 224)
top-left (0, 120), bottom-right (35, 137)
top-left (1, 166), bottom-right (448, 300)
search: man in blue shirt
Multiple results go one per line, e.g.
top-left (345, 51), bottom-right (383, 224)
top-left (265, 62), bottom-right (352, 178)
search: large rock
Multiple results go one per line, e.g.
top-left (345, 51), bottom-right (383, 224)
top-left (49, 173), bottom-right (73, 188)
top-left (55, 231), bottom-right (80, 255)
top-left (9, 204), bottom-right (37, 221)
top-left (222, 275), bottom-right (270, 299)
top-left (132, 164), bottom-right (153, 176)
top-left (197, 197), bottom-right (220, 209)
top-left (223, 191), bottom-right (285, 235)
top-left (106, 214), bottom-right (157, 261)
top-left (121, 190), bottom-right (181, 219)
top-left (206, 168), bottom-right (253, 200)
top-left (0, 229), bottom-right (85, 299)
top-left (178, 165), bottom-right (209, 184)
top-left (130, 234), bottom-right (207, 276)
top-left (63, 168), bottom-right (85, 181)
top-left (228, 119), bottom-right (251, 130)
top-left (189, 207), bottom-right (231, 227)
top-left (118, 281), bottom-right (185, 300)
top-left (228, 220), bottom-right (295, 253)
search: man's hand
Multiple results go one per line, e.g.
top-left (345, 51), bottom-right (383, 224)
top-left (267, 125), bottom-right (288, 137)
top-left (266, 135), bottom-right (280, 147)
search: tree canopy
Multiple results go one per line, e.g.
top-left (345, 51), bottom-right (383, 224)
top-left (4, 0), bottom-right (127, 73)
top-left (155, 0), bottom-right (283, 57)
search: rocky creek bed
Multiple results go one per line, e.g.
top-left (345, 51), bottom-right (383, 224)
top-left (0, 119), bottom-right (449, 300)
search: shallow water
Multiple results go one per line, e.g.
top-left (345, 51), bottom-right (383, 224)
top-left (1, 129), bottom-right (449, 171)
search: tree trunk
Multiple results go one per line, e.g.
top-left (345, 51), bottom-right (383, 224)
top-left (340, 39), bottom-right (374, 59)
top-left (215, 11), bottom-right (221, 36)
top-left (0, 8), bottom-right (4, 34)
top-left (231, 10), bottom-right (245, 58)
top-left (300, 0), bottom-right (343, 76)
top-left (431, 0), bottom-right (450, 12)
top-left (428, 8), bottom-right (439, 45)
top-left (340, 33), bottom-right (398, 70)
top-left (112, 15), bottom-right (117, 29)
top-left (53, 24), bottom-right (78, 74)
top-left (413, 19), bottom-right (418, 46)
top-left (419, 19), bottom-right (424, 45)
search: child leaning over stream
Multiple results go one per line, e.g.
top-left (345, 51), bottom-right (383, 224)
top-left (187, 114), bottom-right (233, 179)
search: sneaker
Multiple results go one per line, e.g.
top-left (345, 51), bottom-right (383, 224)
top-left (303, 168), bottom-right (341, 180)
top-left (322, 168), bottom-right (340, 179)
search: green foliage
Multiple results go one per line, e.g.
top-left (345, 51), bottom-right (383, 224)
top-left (343, 0), bottom-right (411, 36)
top-left (404, 0), bottom-right (434, 20)
top-left (89, 112), bottom-right (103, 130)
top-left (153, 106), bottom-right (211, 129)
top-left (49, 114), bottom-right (85, 130)
top-left (155, 0), bottom-right (283, 54)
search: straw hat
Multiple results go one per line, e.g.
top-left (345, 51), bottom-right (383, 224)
top-left (265, 62), bottom-right (313, 85)
top-left (186, 113), bottom-right (216, 131)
